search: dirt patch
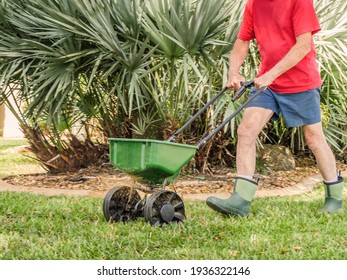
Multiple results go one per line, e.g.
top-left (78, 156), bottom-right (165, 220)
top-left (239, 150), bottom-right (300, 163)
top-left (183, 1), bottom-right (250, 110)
top-left (2, 161), bottom-right (346, 200)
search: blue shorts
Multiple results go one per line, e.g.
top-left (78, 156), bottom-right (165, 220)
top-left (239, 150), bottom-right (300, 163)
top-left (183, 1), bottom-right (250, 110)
top-left (245, 87), bottom-right (321, 127)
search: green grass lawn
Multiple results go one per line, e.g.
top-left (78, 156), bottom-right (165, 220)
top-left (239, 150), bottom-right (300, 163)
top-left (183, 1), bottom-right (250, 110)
top-left (1, 188), bottom-right (346, 260)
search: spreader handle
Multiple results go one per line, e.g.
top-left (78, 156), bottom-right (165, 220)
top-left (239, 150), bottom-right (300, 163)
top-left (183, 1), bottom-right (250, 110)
top-left (168, 86), bottom-right (228, 142)
top-left (232, 81), bottom-right (255, 101)
top-left (196, 85), bottom-right (266, 148)
top-left (168, 81), bottom-right (258, 144)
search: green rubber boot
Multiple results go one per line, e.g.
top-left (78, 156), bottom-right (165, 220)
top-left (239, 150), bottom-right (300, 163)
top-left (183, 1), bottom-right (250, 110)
top-left (206, 177), bottom-right (257, 216)
top-left (318, 175), bottom-right (344, 214)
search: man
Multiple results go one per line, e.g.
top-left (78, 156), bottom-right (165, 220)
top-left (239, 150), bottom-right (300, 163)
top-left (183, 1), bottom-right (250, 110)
top-left (206, 0), bottom-right (344, 216)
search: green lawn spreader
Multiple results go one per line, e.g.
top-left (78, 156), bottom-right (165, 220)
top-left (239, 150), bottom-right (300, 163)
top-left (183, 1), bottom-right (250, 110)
top-left (103, 82), bottom-right (265, 226)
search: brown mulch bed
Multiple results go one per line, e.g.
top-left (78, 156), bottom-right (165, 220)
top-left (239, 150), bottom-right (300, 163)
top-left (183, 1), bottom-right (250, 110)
top-left (4, 160), bottom-right (346, 196)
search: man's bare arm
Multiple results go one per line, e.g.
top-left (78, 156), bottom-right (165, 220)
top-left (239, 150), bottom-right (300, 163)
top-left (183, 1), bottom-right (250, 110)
top-left (227, 39), bottom-right (250, 90)
top-left (254, 32), bottom-right (312, 89)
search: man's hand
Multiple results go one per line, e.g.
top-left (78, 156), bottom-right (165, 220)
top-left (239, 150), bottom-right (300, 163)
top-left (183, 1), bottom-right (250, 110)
top-left (227, 73), bottom-right (246, 91)
top-left (254, 72), bottom-right (274, 89)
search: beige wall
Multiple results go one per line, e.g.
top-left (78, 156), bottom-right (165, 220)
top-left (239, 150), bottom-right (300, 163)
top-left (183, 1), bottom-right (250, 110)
top-left (0, 104), bottom-right (5, 137)
top-left (0, 98), bottom-right (24, 138)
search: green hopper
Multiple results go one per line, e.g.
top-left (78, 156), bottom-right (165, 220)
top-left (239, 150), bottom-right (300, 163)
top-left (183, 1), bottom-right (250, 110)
top-left (108, 138), bottom-right (198, 185)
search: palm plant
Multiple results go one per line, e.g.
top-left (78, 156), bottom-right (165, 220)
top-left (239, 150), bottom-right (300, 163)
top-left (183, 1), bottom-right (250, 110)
top-left (0, 0), bottom-right (240, 172)
top-left (315, 0), bottom-right (347, 157)
top-left (0, 0), bottom-right (111, 171)
top-left (140, 0), bottom-right (237, 131)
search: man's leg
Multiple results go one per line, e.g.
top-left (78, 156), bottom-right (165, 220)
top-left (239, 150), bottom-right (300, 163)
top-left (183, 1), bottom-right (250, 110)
top-left (236, 107), bottom-right (274, 177)
top-left (303, 122), bottom-right (336, 181)
top-left (303, 122), bottom-right (344, 213)
top-left (206, 107), bottom-right (273, 216)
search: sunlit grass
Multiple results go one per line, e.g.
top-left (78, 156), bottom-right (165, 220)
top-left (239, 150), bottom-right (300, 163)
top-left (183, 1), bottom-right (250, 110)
top-left (1, 186), bottom-right (346, 260)
top-left (0, 139), bottom-right (45, 177)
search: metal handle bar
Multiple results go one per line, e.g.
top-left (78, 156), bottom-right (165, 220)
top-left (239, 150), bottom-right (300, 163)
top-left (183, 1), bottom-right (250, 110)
top-left (167, 81), bottom-right (257, 144)
top-left (232, 81), bottom-right (254, 101)
top-left (196, 85), bottom-right (266, 148)
top-left (167, 86), bottom-right (228, 142)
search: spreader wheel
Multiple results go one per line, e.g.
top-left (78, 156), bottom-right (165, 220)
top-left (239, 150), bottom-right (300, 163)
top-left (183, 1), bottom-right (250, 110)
top-left (103, 186), bottom-right (142, 222)
top-left (144, 191), bottom-right (185, 226)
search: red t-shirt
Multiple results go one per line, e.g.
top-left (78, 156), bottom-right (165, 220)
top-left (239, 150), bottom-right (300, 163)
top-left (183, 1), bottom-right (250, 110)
top-left (238, 0), bottom-right (322, 93)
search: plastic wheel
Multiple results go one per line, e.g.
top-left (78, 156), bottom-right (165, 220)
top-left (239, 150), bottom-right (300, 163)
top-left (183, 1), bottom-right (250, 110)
top-left (144, 191), bottom-right (185, 226)
top-left (103, 186), bottom-right (141, 222)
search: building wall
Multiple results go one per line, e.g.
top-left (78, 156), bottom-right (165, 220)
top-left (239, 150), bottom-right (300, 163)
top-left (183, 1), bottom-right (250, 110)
top-left (0, 101), bottom-right (24, 138)
top-left (0, 104), bottom-right (5, 137)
